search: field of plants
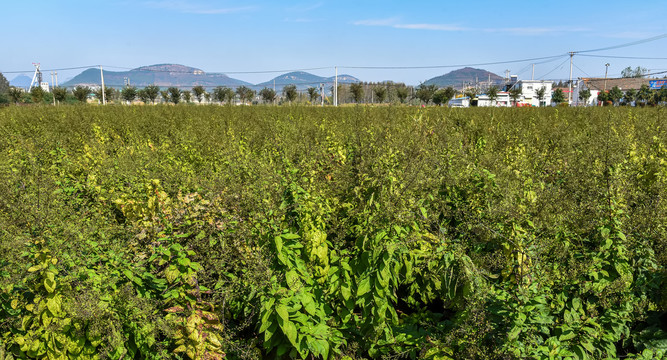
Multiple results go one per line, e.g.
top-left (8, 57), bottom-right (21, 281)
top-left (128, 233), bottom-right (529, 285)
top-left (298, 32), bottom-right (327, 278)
top-left (0, 105), bottom-right (666, 359)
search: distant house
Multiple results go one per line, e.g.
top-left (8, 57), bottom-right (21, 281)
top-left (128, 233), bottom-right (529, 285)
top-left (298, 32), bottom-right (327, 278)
top-left (449, 96), bottom-right (470, 108)
top-left (577, 77), bottom-right (663, 106)
top-left (518, 80), bottom-right (552, 107)
top-left (476, 91), bottom-right (511, 107)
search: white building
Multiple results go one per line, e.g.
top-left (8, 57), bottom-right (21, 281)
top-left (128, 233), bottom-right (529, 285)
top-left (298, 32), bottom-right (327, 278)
top-left (448, 96), bottom-right (470, 107)
top-left (517, 80), bottom-right (552, 107)
top-left (476, 92), bottom-right (512, 107)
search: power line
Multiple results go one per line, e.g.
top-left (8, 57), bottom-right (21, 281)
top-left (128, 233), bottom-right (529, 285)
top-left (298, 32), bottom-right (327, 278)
top-left (338, 54), bottom-right (567, 70)
top-left (574, 33), bottom-right (667, 53)
top-left (537, 57), bottom-right (571, 80)
top-left (577, 54), bottom-right (667, 60)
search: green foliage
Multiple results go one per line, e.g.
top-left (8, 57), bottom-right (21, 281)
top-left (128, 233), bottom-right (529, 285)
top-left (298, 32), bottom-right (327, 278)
top-left (307, 87), bottom-right (319, 103)
top-left (168, 87), bottom-right (181, 104)
top-left (349, 83), bottom-right (364, 103)
top-left (236, 85), bottom-right (255, 104)
top-left (192, 86), bottom-right (206, 103)
top-left (432, 87), bottom-right (456, 106)
top-left (121, 86), bottom-right (137, 103)
top-left (30, 86), bottom-right (46, 104)
top-left (372, 86), bottom-right (387, 103)
top-left (416, 83), bottom-right (437, 104)
top-left (552, 88), bottom-right (565, 104)
top-left (0, 106), bottom-right (666, 359)
top-left (72, 86), bottom-right (90, 103)
top-left (140, 85), bottom-right (160, 104)
top-left (395, 85), bottom-right (409, 103)
top-left (283, 85), bottom-right (298, 104)
top-left (259, 87), bottom-right (276, 104)
top-left (8, 87), bottom-right (23, 104)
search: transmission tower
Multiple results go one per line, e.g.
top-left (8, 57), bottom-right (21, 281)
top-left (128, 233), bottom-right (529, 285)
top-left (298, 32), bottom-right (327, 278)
top-left (29, 63), bottom-right (43, 91)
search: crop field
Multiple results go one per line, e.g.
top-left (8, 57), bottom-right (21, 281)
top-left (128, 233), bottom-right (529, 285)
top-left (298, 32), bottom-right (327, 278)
top-left (0, 105), bottom-right (666, 359)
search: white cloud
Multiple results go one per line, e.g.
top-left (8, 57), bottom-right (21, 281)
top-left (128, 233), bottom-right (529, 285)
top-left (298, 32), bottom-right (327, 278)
top-left (142, 1), bottom-right (256, 14)
top-left (353, 17), bottom-right (589, 35)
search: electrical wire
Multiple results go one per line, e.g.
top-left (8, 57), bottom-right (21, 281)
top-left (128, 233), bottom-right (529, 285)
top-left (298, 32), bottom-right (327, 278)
top-left (577, 54), bottom-right (667, 60)
top-left (338, 54), bottom-right (567, 70)
top-left (574, 33), bottom-right (667, 53)
top-left (537, 57), bottom-right (571, 80)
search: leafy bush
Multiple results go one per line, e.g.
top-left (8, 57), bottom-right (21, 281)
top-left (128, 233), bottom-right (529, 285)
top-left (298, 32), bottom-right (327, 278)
top-left (0, 106), bottom-right (665, 359)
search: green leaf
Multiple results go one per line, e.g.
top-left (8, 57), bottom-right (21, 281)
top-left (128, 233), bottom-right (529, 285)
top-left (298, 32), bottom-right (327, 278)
top-left (300, 293), bottom-right (317, 316)
top-left (280, 319), bottom-right (298, 347)
top-left (580, 341), bottom-right (595, 353)
top-left (282, 233), bottom-right (300, 240)
top-left (357, 277), bottom-right (371, 297)
top-left (276, 304), bottom-right (289, 323)
top-left (341, 284), bottom-right (351, 301)
top-left (559, 330), bottom-right (576, 341)
top-left (274, 236), bottom-right (283, 254)
top-left (44, 277), bottom-right (56, 294)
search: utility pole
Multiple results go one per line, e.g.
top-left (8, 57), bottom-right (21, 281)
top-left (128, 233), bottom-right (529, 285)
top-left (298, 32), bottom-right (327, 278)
top-left (531, 64), bottom-right (535, 80)
top-left (51, 72), bottom-right (56, 105)
top-left (334, 66), bottom-right (338, 107)
top-left (505, 69), bottom-right (510, 82)
top-left (320, 83), bottom-right (324, 106)
top-left (568, 52), bottom-right (574, 105)
top-left (603, 63), bottom-right (610, 91)
top-left (55, 72), bottom-right (58, 87)
top-left (100, 65), bottom-right (106, 105)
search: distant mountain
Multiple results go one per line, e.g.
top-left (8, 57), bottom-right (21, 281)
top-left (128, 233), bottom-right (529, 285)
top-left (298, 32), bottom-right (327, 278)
top-left (256, 71), bottom-right (360, 90)
top-left (424, 67), bottom-right (503, 89)
top-left (10, 75), bottom-right (32, 88)
top-left (63, 64), bottom-right (251, 88)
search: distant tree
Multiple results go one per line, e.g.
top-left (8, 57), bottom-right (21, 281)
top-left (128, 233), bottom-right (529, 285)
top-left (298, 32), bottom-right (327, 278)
top-left (160, 90), bottom-right (169, 104)
top-left (182, 90), bottom-right (192, 103)
top-left (551, 88), bottom-right (565, 105)
top-left (259, 87), bottom-right (276, 103)
top-left (224, 87), bottom-right (236, 104)
top-left (204, 92), bottom-right (211, 103)
top-left (8, 87), bottom-right (23, 104)
top-left (350, 83), bottom-right (364, 103)
top-left (121, 86), bottom-right (137, 104)
top-left (168, 87), bottom-right (181, 104)
top-left (395, 85), bottom-right (409, 103)
top-left (30, 86), bottom-right (45, 104)
top-left (307, 87), bottom-right (319, 103)
top-left (192, 85), bottom-right (206, 103)
top-left (608, 86), bottom-right (623, 105)
top-left (509, 87), bottom-right (522, 106)
top-left (283, 84), bottom-right (298, 104)
top-left (621, 66), bottom-right (648, 78)
top-left (52, 87), bottom-right (68, 103)
top-left (623, 88), bottom-right (637, 106)
top-left (536, 86), bottom-right (546, 106)
top-left (73, 86), bottom-right (90, 103)
top-left (139, 85), bottom-right (159, 104)
top-left (432, 87), bottom-right (456, 106)
top-left (578, 88), bottom-right (591, 105)
top-left (463, 88), bottom-right (477, 105)
top-left (213, 86), bottom-right (228, 104)
top-left (597, 91), bottom-right (610, 105)
top-left (0, 72), bottom-right (9, 94)
top-left (487, 85), bottom-right (499, 105)
top-left (236, 86), bottom-right (255, 104)
top-left (373, 86), bottom-right (387, 103)
top-left (415, 83), bottom-right (437, 105)
top-left (94, 86), bottom-right (114, 103)
top-left (656, 86), bottom-right (667, 104)
top-left (637, 84), bottom-right (652, 106)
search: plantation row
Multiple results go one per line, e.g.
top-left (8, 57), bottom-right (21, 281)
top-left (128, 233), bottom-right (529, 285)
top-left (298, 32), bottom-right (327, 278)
top-left (0, 105), bottom-right (666, 359)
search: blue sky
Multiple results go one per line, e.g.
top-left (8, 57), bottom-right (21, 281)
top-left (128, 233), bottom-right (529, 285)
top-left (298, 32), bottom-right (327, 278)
top-left (3, 0), bottom-right (667, 85)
